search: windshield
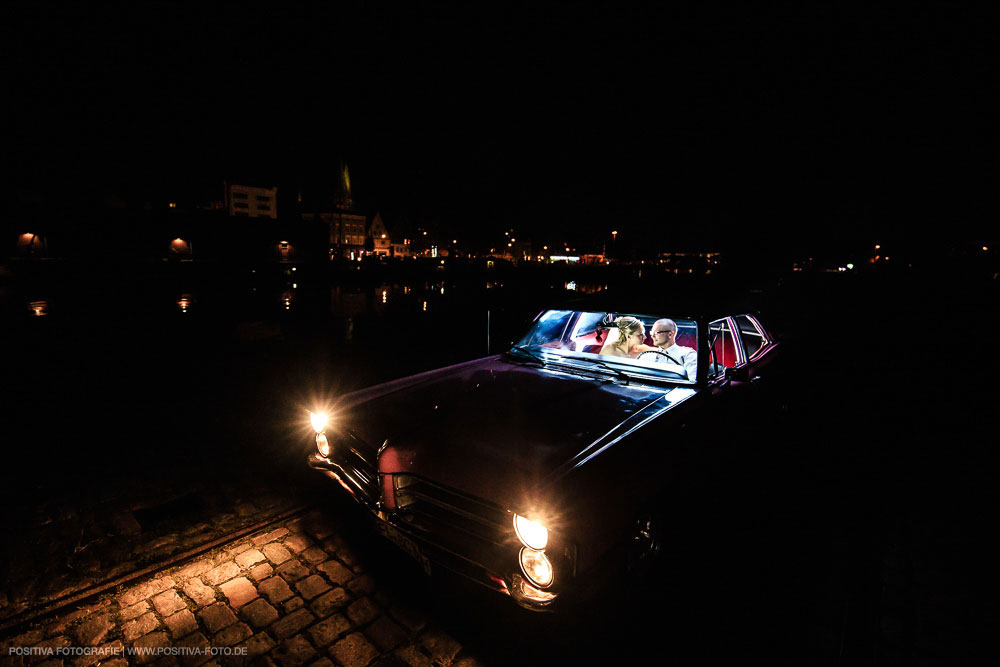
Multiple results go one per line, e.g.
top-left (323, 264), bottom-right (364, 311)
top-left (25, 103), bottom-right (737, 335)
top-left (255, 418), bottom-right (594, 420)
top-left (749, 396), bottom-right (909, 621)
top-left (512, 310), bottom-right (699, 384)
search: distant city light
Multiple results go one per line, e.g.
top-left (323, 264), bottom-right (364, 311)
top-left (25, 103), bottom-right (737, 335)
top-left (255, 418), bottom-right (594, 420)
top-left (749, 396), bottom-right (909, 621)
top-left (168, 202), bottom-right (176, 208)
top-left (874, 244), bottom-right (881, 250)
top-left (846, 263), bottom-right (854, 270)
top-left (984, 246), bottom-right (989, 251)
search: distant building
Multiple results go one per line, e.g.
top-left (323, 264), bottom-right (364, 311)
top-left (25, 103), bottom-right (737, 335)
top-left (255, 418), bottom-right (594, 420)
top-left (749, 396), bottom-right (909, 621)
top-left (316, 212), bottom-right (367, 259)
top-left (369, 212), bottom-right (391, 256)
top-left (382, 213), bottom-right (416, 258)
top-left (390, 240), bottom-right (412, 257)
top-left (497, 239), bottom-right (534, 263)
top-left (658, 251), bottom-right (721, 275)
top-left (296, 163), bottom-right (368, 259)
top-left (224, 182), bottom-right (278, 218)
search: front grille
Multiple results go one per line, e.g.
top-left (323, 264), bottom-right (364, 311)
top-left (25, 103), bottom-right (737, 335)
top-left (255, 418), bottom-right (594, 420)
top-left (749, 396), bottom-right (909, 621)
top-left (387, 474), bottom-right (577, 596)
top-left (391, 475), bottom-right (514, 561)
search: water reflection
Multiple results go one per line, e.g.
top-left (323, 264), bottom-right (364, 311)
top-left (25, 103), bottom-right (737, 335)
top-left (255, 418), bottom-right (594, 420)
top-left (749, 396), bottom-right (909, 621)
top-left (327, 282), bottom-right (452, 318)
top-left (16, 277), bottom-right (477, 325)
top-left (329, 286), bottom-right (369, 318)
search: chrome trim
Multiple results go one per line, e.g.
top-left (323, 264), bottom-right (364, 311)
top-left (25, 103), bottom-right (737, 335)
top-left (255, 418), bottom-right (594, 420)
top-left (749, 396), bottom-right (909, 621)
top-left (308, 452), bottom-right (574, 611)
top-left (518, 547), bottom-right (554, 589)
top-left (307, 448), bottom-right (378, 508)
top-left (548, 387), bottom-right (697, 479)
top-left (403, 487), bottom-right (508, 531)
top-left (395, 476), bottom-right (509, 525)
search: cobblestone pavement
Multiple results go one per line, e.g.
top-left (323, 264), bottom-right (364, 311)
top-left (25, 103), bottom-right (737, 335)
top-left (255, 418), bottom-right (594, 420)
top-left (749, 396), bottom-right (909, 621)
top-left (1, 508), bottom-right (489, 667)
top-left (0, 478), bottom-right (306, 626)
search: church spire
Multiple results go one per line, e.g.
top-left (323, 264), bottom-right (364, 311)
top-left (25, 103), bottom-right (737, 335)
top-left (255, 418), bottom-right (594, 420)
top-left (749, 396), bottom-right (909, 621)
top-left (335, 160), bottom-right (353, 211)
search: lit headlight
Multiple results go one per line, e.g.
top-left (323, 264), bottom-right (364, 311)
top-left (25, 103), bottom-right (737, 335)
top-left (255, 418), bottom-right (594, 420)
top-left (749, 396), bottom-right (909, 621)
top-left (316, 433), bottom-right (330, 457)
top-left (519, 547), bottom-right (553, 588)
top-left (310, 411), bottom-right (328, 433)
top-left (514, 514), bottom-right (548, 550)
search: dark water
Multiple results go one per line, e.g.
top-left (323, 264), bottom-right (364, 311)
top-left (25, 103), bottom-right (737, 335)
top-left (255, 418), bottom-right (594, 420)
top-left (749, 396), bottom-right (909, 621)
top-left (1, 259), bottom-right (997, 662)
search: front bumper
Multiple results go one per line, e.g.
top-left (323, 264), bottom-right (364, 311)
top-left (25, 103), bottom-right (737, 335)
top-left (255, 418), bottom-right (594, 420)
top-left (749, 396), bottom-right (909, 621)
top-left (307, 451), bottom-right (569, 610)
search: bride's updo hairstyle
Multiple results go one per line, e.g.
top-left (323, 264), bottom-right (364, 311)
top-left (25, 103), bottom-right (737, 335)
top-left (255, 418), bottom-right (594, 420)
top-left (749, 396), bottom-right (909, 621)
top-left (612, 316), bottom-right (643, 353)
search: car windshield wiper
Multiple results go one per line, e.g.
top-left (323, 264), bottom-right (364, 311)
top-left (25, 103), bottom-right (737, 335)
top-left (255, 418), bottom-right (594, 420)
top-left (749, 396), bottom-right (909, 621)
top-left (548, 353), bottom-right (631, 385)
top-left (507, 346), bottom-right (629, 384)
top-left (507, 347), bottom-right (632, 385)
top-left (506, 345), bottom-right (547, 365)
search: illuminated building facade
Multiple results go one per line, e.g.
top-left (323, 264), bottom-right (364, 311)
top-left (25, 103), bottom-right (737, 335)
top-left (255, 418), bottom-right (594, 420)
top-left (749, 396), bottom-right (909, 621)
top-left (296, 162), bottom-right (368, 259)
top-left (318, 212), bottom-right (367, 259)
top-left (658, 251), bottom-right (722, 274)
top-left (369, 212), bottom-right (391, 256)
top-left (224, 182), bottom-right (278, 218)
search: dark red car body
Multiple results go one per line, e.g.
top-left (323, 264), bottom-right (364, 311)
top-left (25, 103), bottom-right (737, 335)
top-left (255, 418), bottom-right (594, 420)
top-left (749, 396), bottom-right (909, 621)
top-left (307, 303), bottom-right (781, 610)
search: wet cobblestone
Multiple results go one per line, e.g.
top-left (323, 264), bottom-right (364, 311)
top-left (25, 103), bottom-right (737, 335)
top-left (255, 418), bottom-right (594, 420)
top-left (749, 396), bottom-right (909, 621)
top-left (0, 511), bottom-right (493, 666)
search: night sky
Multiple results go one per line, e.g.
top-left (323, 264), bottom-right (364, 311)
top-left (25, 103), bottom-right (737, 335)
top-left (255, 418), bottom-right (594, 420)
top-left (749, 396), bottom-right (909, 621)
top-left (7, 2), bottom-right (997, 255)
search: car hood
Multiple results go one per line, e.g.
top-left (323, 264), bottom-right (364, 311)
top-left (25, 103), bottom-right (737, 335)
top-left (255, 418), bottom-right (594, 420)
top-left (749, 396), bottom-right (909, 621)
top-left (336, 355), bottom-right (687, 512)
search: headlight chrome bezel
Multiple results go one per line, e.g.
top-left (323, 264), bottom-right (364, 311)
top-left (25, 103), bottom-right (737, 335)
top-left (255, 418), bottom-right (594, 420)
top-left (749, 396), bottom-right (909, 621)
top-left (518, 547), bottom-right (554, 588)
top-left (513, 514), bottom-right (548, 551)
top-left (316, 433), bottom-right (330, 457)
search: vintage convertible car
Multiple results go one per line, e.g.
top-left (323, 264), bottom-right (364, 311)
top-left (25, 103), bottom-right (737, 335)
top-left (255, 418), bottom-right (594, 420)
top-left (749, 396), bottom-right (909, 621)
top-left (305, 300), bottom-right (781, 610)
